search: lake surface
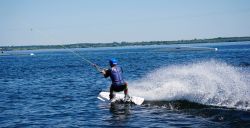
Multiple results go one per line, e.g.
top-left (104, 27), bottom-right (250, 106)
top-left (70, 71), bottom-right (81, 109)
top-left (0, 42), bottom-right (250, 127)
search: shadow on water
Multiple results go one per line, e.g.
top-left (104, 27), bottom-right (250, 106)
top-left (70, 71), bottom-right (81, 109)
top-left (105, 103), bottom-right (133, 126)
top-left (109, 103), bottom-right (131, 120)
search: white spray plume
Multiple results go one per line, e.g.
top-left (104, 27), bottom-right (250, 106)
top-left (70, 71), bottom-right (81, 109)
top-left (130, 60), bottom-right (250, 109)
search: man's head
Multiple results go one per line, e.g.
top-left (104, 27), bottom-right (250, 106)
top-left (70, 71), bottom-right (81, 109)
top-left (109, 58), bottom-right (118, 67)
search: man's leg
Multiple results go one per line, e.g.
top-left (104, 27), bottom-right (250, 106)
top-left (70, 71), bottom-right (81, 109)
top-left (123, 82), bottom-right (128, 95)
top-left (123, 82), bottom-right (130, 101)
top-left (109, 85), bottom-right (114, 100)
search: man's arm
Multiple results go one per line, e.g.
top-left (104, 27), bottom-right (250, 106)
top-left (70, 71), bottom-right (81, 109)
top-left (101, 69), bottom-right (110, 78)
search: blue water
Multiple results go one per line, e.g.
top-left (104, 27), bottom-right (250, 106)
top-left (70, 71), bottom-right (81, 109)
top-left (0, 42), bottom-right (250, 127)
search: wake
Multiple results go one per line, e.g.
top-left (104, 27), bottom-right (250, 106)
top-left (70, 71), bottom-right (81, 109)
top-left (129, 60), bottom-right (250, 110)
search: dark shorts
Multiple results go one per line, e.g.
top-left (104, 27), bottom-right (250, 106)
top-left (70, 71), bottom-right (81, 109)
top-left (111, 83), bottom-right (127, 92)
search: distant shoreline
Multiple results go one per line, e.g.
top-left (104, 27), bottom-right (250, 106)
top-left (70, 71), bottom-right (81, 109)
top-left (1, 36), bottom-right (250, 51)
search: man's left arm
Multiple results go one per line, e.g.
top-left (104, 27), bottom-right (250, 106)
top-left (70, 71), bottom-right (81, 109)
top-left (101, 69), bottom-right (110, 78)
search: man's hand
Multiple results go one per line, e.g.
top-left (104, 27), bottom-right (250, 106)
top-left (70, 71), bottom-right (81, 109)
top-left (101, 70), bottom-right (106, 74)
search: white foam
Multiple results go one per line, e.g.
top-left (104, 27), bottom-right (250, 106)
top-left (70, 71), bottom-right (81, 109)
top-left (129, 60), bottom-right (250, 109)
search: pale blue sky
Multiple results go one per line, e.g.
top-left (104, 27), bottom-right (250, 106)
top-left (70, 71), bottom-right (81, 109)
top-left (1, 0), bottom-right (250, 46)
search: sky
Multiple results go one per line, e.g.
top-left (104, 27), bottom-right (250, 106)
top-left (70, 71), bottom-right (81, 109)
top-left (0, 0), bottom-right (250, 46)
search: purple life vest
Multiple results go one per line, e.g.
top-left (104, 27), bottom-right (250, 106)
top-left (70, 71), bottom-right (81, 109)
top-left (110, 66), bottom-right (125, 86)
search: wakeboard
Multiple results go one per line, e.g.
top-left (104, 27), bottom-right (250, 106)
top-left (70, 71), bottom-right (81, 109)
top-left (97, 92), bottom-right (144, 105)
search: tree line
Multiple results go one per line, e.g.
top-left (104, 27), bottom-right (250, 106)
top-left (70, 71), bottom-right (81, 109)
top-left (1, 36), bottom-right (250, 51)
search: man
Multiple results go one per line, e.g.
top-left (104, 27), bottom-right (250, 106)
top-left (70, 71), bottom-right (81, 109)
top-left (100, 58), bottom-right (130, 101)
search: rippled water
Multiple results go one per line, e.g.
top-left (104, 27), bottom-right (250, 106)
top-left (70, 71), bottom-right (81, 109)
top-left (0, 42), bottom-right (250, 127)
